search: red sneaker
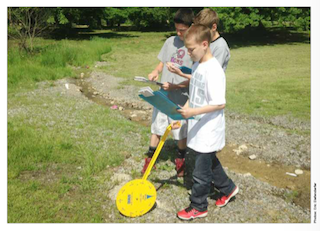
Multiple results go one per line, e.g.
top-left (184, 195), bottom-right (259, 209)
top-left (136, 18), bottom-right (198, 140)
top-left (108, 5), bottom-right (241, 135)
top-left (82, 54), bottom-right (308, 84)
top-left (141, 157), bottom-right (156, 174)
top-left (177, 206), bottom-right (208, 220)
top-left (216, 186), bottom-right (239, 207)
top-left (175, 158), bottom-right (185, 177)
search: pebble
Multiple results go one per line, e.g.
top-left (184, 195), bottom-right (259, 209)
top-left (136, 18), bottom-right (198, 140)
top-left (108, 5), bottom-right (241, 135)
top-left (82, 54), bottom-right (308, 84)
top-left (243, 173), bottom-right (252, 177)
top-left (233, 144), bottom-right (248, 155)
top-left (249, 154), bottom-right (257, 160)
top-left (295, 169), bottom-right (303, 175)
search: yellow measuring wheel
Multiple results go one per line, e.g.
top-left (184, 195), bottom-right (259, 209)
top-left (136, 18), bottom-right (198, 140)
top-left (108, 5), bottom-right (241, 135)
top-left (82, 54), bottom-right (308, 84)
top-left (116, 122), bottom-right (180, 217)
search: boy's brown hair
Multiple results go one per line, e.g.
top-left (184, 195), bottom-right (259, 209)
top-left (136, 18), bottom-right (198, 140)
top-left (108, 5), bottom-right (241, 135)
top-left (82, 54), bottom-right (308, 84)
top-left (184, 24), bottom-right (212, 44)
top-left (194, 8), bottom-right (220, 29)
top-left (173, 8), bottom-right (194, 27)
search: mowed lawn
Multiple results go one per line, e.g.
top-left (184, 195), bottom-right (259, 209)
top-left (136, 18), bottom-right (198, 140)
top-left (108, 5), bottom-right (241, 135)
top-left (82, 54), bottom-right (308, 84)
top-left (226, 43), bottom-right (310, 120)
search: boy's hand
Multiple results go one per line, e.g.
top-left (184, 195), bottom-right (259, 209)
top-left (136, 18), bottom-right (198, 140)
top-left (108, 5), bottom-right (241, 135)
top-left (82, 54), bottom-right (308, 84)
top-left (148, 70), bottom-right (159, 81)
top-left (162, 82), bottom-right (175, 91)
top-left (177, 106), bottom-right (195, 119)
top-left (166, 62), bottom-right (183, 76)
top-left (170, 121), bottom-right (181, 130)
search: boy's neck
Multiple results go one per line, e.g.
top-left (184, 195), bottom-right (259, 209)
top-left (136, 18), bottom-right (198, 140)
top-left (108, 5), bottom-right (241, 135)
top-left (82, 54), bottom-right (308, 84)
top-left (199, 48), bottom-right (213, 63)
top-left (211, 31), bottom-right (220, 42)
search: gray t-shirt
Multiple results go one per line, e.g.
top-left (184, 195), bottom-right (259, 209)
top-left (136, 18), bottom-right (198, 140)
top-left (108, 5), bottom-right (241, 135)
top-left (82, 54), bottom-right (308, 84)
top-left (210, 36), bottom-right (230, 72)
top-left (157, 36), bottom-right (193, 106)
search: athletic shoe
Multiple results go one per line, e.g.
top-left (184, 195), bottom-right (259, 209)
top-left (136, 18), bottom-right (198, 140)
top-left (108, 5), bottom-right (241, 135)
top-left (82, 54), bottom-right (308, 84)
top-left (175, 158), bottom-right (185, 177)
top-left (215, 186), bottom-right (239, 207)
top-left (177, 206), bottom-right (208, 220)
top-left (141, 157), bottom-right (156, 174)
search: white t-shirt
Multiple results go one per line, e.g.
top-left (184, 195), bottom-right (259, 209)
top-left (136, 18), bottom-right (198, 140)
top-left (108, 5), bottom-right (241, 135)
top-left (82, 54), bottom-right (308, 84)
top-left (187, 57), bottom-right (226, 153)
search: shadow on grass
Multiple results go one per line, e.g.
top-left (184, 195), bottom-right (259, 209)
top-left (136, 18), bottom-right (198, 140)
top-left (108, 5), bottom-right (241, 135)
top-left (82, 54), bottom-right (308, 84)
top-left (49, 27), bottom-right (139, 40)
top-left (48, 25), bottom-right (309, 48)
top-left (222, 26), bottom-right (310, 49)
top-left (163, 26), bottom-right (309, 49)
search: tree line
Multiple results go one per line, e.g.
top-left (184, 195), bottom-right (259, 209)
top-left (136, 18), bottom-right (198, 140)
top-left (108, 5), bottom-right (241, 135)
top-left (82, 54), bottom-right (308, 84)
top-left (8, 7), bottom-right (310, 51)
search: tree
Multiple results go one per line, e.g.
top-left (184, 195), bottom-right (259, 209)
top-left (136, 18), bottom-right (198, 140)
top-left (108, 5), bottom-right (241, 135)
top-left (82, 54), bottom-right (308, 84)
top-left (104, 7), bottom-right (129, 27)
top-left (210, 7), bottom-right (310, 33)
top-left (127, 7), bottom-right (172, 29)
top-left (8, 7), bottom-right (55, 52)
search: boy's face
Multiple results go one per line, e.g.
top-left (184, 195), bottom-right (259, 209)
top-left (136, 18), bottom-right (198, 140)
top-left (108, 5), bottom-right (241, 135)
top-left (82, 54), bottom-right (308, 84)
top-left (185, 37), bottom-right (208, 62)
top-left (175, 23), bottom-right (189, 41)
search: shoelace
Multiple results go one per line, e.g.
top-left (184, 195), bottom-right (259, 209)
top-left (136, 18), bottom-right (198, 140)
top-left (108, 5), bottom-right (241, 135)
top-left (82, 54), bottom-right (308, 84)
top-left (185, 207), bottom-right (194, 213)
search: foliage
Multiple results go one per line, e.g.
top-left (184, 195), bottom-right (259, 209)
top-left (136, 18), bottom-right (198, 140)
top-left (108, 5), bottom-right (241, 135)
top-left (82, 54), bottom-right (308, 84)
top-left (126, 7), bottom-right (172, 29)
top-left (103, 7), bottom-right (129, 26)
top-left (210, 7), bottom-right (310, 32)
top-left (8, 7), bottom-right (310, 40)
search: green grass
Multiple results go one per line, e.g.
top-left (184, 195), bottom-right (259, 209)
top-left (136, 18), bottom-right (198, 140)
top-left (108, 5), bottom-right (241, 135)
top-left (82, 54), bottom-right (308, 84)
top-left (7, 90), bottom-right (150, 222)
top-left (8, 37), bottom-right (111, 92)
top-left (226, 43), bottom-right (310, 120)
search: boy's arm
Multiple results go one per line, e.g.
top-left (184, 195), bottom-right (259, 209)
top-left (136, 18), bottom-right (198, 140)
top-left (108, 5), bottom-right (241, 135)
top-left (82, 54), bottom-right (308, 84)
top-left (162, 79), bottom-right (190, 91)
top-left (177, 104), bottom-right (225, 119)
top-left (148, 62), bottom-right (164, 81)
top-left (167, 62), bottom-right (192, 80)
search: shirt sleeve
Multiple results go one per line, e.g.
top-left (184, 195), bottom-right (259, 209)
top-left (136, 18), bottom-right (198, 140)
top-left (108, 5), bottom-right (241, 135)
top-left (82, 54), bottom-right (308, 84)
top-left (206, 67), bottom-right (226, 106)
top-left (212, 46), bottom-right (228, 69)
top-left (157, 38), bottom-right (169, 63)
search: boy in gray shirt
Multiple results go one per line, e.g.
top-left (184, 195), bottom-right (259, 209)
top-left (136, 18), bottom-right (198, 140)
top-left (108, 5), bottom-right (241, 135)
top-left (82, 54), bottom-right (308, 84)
top-left (167, 8), bottom-right (230, 78)
top-left (141, 8), bottom-right (194, 177)
top-left (195, 8), bottom-right (230, 72)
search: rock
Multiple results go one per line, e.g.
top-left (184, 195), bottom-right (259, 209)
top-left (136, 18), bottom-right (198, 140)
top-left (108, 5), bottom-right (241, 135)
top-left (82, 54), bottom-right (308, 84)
top-left (80, 73), bottom-right (84, 78)
top-left (295, 169), bottom-right (303, 175)
top-left (233, 144), bottom-right (248, 155)
top-left (239, 144), bottom-right (248, 150)
top-left (93, 91), bottom-right (99, 95)
top-left (243, 173), bottom-right (252, 177)
top-left (249, 154), bottom-right (257, 160)
top-left (118, 106), bottom-right (124, 111)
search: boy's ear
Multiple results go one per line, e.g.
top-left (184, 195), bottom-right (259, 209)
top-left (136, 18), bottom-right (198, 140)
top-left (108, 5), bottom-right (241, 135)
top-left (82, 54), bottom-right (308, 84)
top-left (211, 23), bottom-right (217, 32)
top-left (202, 40), bottom-right (209, 48)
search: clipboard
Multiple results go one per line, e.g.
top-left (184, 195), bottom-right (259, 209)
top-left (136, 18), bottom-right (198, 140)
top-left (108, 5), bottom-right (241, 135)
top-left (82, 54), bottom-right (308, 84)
top-left (138, 88), bottom-right (193, 120)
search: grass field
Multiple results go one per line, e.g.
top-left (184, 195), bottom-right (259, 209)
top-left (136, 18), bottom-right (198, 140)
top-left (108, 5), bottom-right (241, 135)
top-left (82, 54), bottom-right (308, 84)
top-left (7, 27), bottom-right (311, 222)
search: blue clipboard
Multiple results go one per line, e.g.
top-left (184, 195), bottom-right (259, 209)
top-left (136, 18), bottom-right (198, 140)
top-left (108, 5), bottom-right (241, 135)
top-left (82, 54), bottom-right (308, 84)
top-left (139, 89), bottom-right (193, 120)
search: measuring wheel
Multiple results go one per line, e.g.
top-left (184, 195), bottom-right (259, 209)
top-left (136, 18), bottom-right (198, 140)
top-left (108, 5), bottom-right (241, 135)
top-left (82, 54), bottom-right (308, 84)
top-left (116, 122), bottom-right (180, 217)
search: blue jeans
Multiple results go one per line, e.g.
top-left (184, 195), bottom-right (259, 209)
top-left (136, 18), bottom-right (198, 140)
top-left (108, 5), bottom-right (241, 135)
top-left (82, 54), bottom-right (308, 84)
top-left (189, 150), bottom-right (235, 212)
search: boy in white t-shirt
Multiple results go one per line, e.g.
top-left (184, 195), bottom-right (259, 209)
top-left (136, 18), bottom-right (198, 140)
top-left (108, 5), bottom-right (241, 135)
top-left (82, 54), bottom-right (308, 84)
top-left (174, 24), bottom-right (238, 220)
